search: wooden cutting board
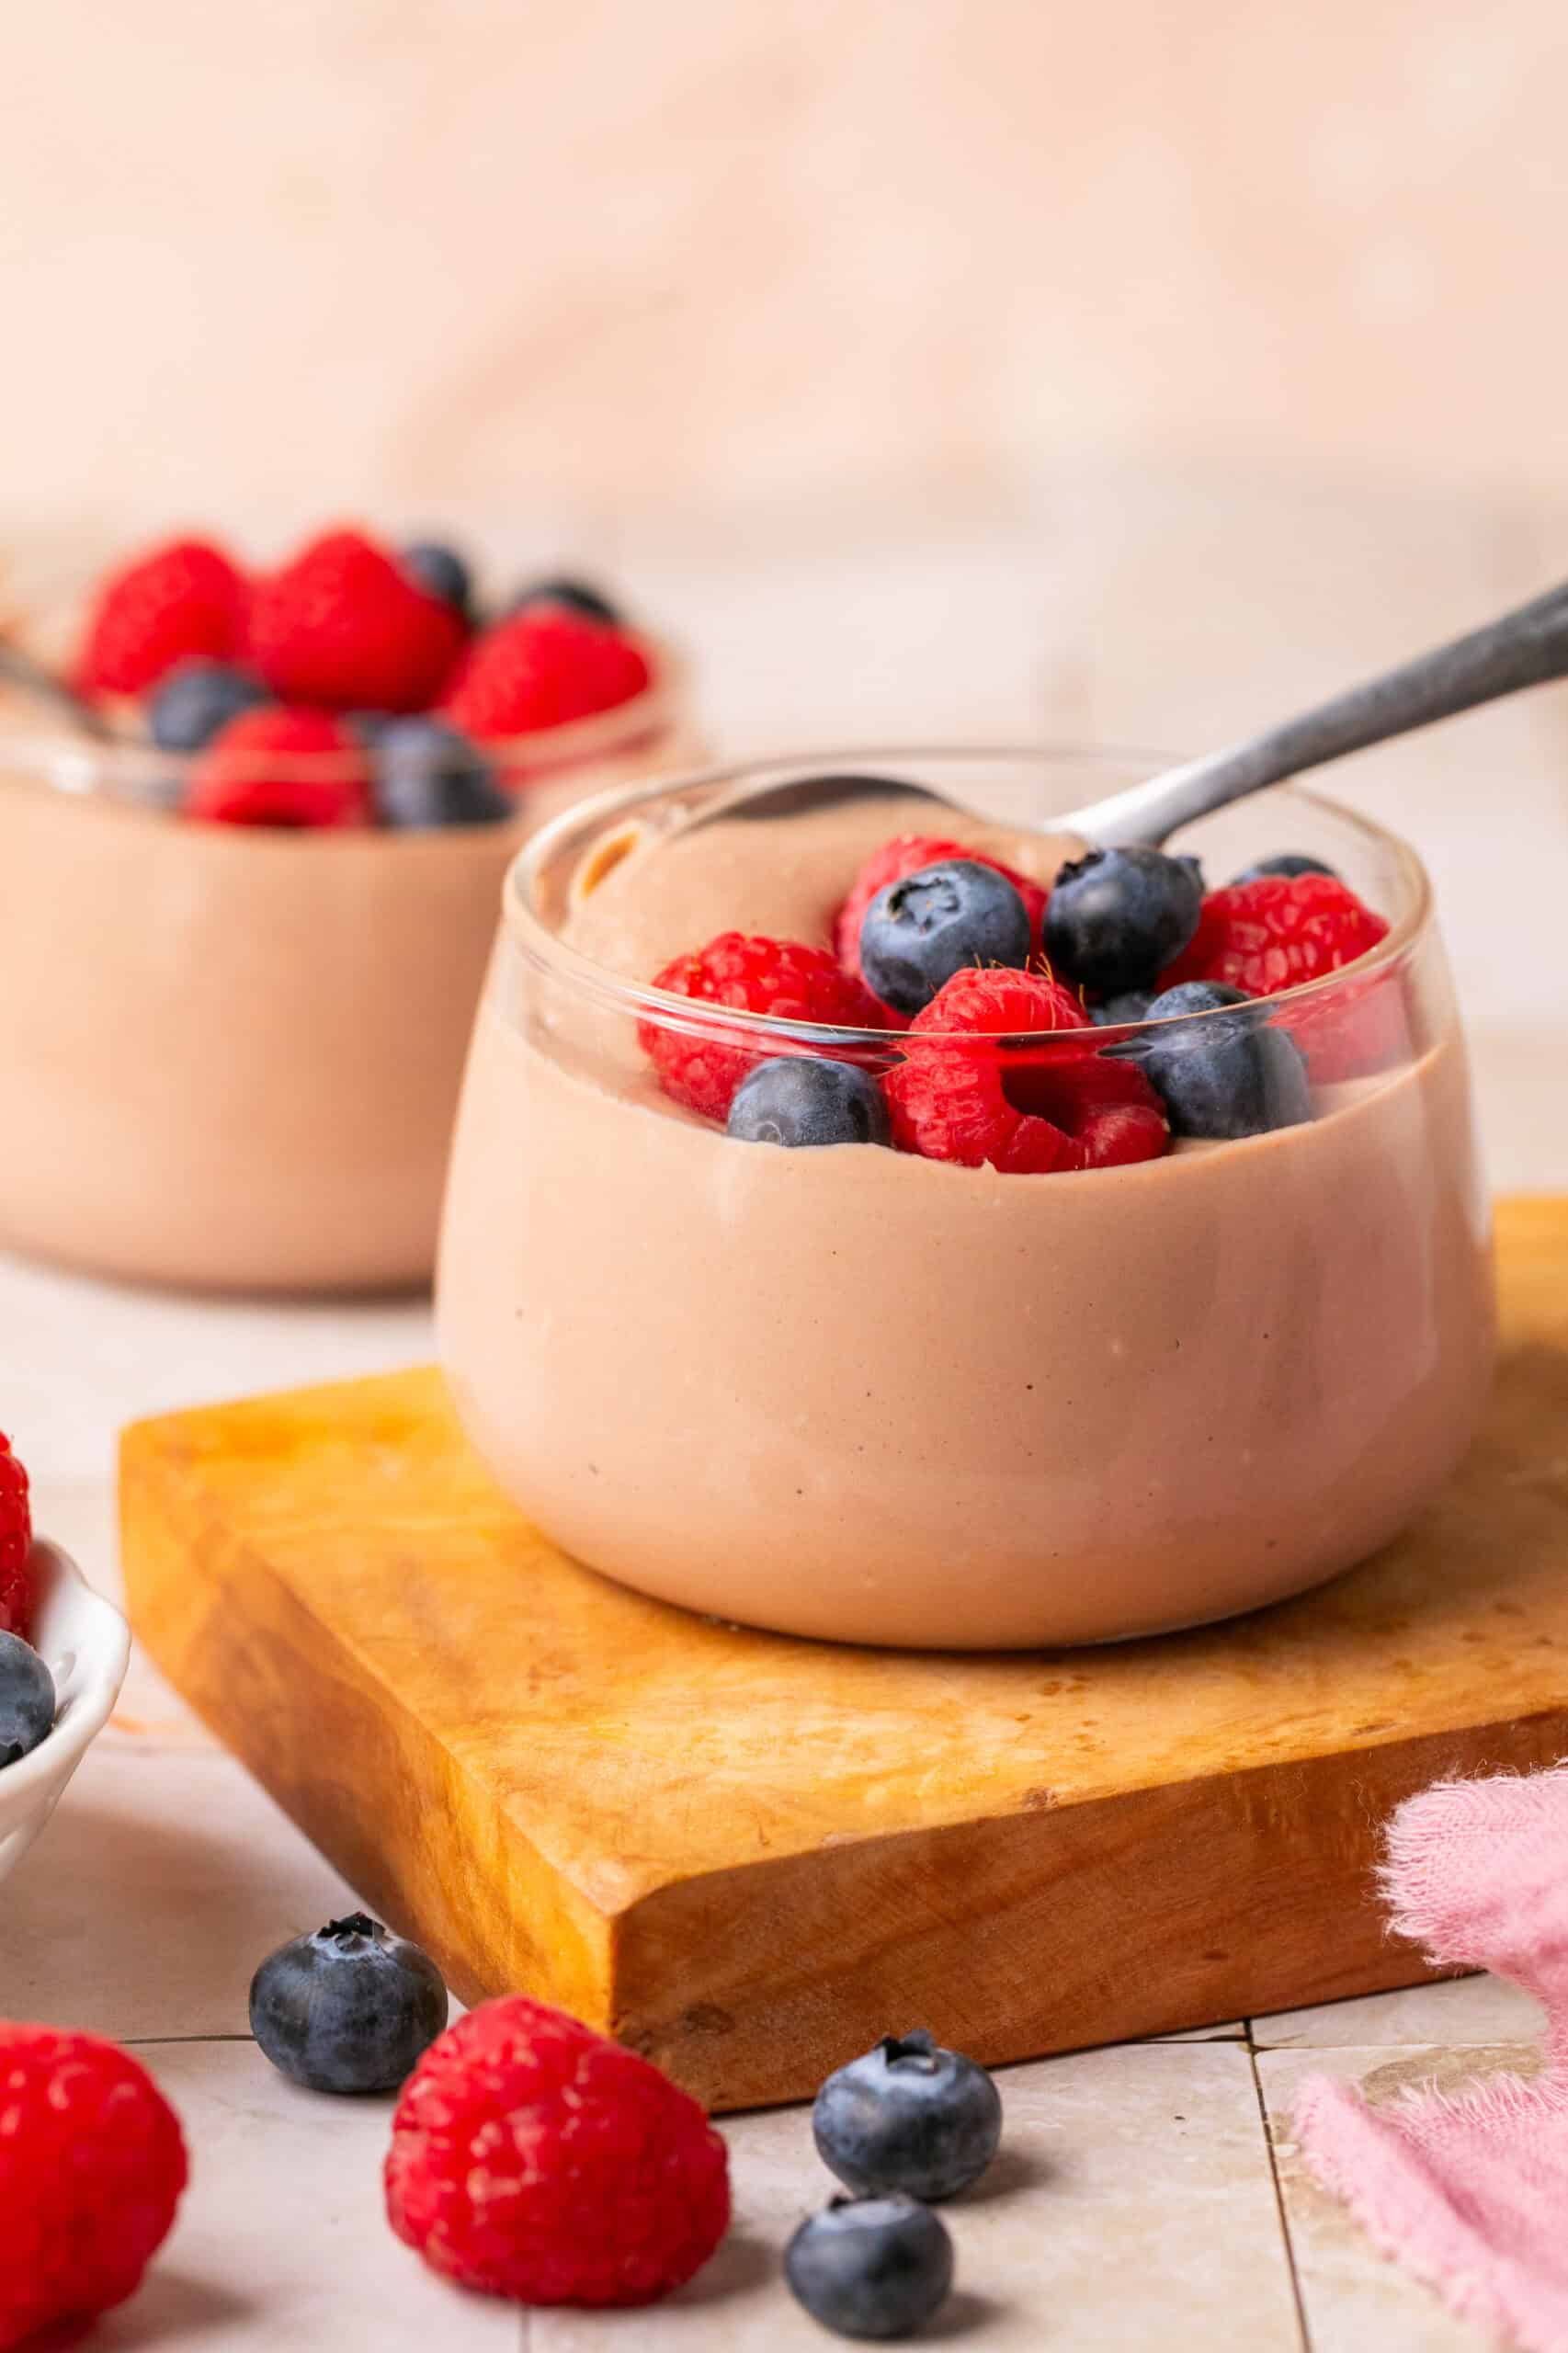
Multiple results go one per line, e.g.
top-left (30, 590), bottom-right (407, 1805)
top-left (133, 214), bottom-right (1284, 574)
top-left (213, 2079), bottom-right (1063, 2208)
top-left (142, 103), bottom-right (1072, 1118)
top-left (121, 1195), bottom-right (1568, 2112)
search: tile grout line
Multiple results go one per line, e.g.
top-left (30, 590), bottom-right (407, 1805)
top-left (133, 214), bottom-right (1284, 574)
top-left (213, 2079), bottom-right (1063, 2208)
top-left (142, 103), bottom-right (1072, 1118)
top-left (123, 2033), bottom-right (256, 2047)
top-left (1244, 2022), bottom-right (1312, 2353)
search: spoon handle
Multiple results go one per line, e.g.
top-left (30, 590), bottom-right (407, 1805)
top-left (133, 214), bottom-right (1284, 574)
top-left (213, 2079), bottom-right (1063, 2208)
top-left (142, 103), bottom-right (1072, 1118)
top-left (1075, 573), bottom-right (1568, 847)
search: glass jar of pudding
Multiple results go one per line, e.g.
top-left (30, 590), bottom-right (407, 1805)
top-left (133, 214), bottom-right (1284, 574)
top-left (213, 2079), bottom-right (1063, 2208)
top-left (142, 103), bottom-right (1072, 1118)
top-left (437, 748), bottom-right (1494, 1649)
top-left (0, 660), bottom-right (700, 1292)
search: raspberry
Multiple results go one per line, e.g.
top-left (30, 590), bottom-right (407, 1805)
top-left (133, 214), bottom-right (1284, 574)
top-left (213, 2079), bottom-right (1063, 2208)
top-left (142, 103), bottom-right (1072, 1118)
top-left (835, 835), bottom-right (1050, 1015)
top-left (186, 707), bottom-right (371, 829)
top-left (249, 529), bottom-right (464, 711)
top-left (0, 2025), bottom-right (187, 2350)
top-left (1279, 965), bottom-right (1410, 1086)
top-left (0, 1433), bottom-right (30, 1640)
top-left (1160, 872), bottom-right (1389, 997)
top-left (440, 608), bottom-right (651, 740)
top-left (642, 933), bottom-right (886, 1122)
top-left (886, 967), bottom-right (1168, 1174)
top-left (76, 537), bottom-right (249, 698)
top-left (1158, 872), bottom-right (1395, 1083)
top-left (384, 1996), bottom-right (730, 2309)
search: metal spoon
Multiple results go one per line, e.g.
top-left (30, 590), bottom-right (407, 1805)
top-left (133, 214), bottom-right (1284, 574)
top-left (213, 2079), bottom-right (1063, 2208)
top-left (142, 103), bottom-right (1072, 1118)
top-left (717, 571), bottom-right (1568, 847)
top-left (1065, 568), bottom-right (1568, 846)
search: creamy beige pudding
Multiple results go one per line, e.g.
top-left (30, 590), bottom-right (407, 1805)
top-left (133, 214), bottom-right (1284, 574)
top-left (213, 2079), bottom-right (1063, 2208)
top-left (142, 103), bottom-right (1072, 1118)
top-left (438, 760), bottom-right (1494, 1648)
top-left (0, 689), bottom-right (699, 1292)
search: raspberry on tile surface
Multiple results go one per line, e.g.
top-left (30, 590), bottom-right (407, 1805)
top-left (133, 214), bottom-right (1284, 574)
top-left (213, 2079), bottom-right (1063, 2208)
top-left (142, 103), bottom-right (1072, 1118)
top-left (0, 2024), bottom-right (187, 2350)
top-left (384, 1995), bottom-right (730, 2308)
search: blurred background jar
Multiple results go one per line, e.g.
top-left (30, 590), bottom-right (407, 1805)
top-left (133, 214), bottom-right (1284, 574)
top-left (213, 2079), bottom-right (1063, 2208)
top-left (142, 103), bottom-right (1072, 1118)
top-left (0, 0), bottom-right (1562, 1275)
top-left (0, 531), bottom-right (701, 1292)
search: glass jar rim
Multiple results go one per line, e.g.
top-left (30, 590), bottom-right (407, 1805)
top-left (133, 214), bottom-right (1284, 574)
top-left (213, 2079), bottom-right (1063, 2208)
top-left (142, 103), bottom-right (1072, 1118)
top-left (502, 742), bottom-right (1434, 1044)
top-left (0, 632), bottom-right (682, 820)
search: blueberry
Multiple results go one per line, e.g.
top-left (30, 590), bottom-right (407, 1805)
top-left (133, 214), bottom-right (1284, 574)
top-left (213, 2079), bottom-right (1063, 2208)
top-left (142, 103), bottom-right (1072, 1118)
top-left (813, 2029), bottom-right (1003, 2202)
top-left (373, 718), bottom-right (513, 829)
top-left (148, 660), bottom-right (268, 752)
top-left (508, 573), bottom-right (622, 627)
top-left (1043, 847), bottom-right (1205, 994)
top-left (1232, 852), bottom-right (1338, 884)
top-left (858, 860), bottom-right (1029, 1016)
top-left (0, 1631), bottom-right (54, 1768)
top-left (785, 2196), bottom-right (953, 2342)
top-left (1089, 989), bottom-right (1153, 1028)
top-left (249, 1912), bottom-right (448, 2094)
top-left (1134, 981), bottom-right (1312, 1140)
top-left (401, 540), bottom-right (473, 621)
top-left (728, 1057), bottom-right (890, 1149)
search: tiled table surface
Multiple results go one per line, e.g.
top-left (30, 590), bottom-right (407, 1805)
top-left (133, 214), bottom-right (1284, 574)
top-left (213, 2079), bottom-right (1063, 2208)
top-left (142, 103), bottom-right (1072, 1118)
top-left (4, 504), bottom-right (1567, 2347)
top-left (5, 1529), bottom-right (1548, 2353)
top-left (10, 1140), bottom-right (1558, 2353)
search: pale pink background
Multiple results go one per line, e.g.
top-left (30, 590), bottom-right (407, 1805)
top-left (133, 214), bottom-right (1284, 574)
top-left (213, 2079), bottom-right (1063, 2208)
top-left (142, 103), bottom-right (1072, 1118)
top-left (2, 0), bottom-right (1564, 539)
top-left (1, 0), bottom-right (1562, 1086)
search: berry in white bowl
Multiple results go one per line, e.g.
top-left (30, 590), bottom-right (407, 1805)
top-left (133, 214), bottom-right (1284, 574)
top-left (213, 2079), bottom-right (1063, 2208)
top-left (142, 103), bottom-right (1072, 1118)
top-left (0, 1542), bottom-right (129, 1889)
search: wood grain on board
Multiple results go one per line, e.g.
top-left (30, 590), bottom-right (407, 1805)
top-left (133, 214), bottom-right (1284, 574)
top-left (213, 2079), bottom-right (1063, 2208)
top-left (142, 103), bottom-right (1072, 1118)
top-left (121, 1197), bottom-right (1568, 2110)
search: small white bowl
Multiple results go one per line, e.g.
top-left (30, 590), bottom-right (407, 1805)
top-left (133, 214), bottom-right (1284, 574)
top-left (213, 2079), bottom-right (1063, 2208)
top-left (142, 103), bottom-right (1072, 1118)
top-left (0, 1542), bottom-right (129, 1887)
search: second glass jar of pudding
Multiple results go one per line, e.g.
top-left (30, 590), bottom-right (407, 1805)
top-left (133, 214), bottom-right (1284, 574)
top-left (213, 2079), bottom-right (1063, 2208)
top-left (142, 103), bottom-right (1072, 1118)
top-left (437, 749), bottom-right (1494, 1649)
top-left (0, 659), bottom-right (699, 1294)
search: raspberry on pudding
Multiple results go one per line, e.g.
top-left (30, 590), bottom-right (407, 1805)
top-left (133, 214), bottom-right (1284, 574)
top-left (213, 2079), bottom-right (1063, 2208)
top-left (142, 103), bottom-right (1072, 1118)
top-left (642, 932), bottom-right (882, 1121)
top-left (1161, 868), bottom-right (1400, 1083)
top-left (437, 752), bottom-right (1494, 1651)
top-left (185, 708), bottom-right (373, 829)
top-left (249, 528), bottom-right (465, 712)
top-left (441, 606), bottom-right (652, 739)
top-left (76, 536), bottom-right (249, 697)
top-left (884, 967), bottom-right (1168, 1173)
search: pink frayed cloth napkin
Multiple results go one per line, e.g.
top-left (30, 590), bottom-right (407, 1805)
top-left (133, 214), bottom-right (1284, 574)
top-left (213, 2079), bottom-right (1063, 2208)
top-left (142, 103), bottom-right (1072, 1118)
top-left (1295, 1765), bottom-right (1568, 2352)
